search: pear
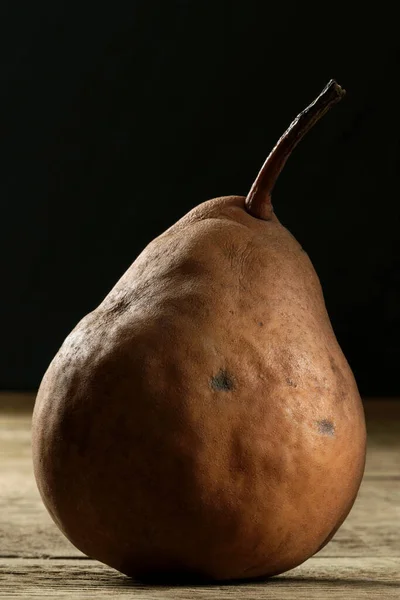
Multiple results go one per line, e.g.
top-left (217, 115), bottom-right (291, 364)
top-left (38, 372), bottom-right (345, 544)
top-left (32, 80), bottom-right (366, 583)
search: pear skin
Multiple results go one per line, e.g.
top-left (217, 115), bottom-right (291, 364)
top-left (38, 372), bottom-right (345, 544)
top-left (32, 80), bottom-right (366, 582)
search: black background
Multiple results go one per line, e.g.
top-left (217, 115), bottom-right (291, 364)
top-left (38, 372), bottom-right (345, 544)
top-left (1, 2), bottom-right (399, 395)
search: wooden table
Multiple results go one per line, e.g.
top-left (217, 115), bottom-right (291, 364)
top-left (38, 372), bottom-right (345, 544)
top-left (0, 394), bottom-right (399, 599)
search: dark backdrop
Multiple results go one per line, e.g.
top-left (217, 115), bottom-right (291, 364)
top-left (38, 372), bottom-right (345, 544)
top-left (1, 2), bottom-right (399, 395)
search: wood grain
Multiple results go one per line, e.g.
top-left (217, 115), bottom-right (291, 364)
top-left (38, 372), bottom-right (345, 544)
top-left (0, 394), bottom-right (399, 598)
top-left (1, 557), bottom-right (399, 599)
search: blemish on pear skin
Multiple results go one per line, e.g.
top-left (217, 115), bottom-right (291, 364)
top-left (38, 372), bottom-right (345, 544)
top-left (317, 419), bottom-right (335, 436)
top-left (211, 369), bottom-right (234, 392)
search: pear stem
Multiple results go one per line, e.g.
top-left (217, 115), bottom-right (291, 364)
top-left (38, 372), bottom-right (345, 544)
top-left (245, 79), bottom-right (346, 220)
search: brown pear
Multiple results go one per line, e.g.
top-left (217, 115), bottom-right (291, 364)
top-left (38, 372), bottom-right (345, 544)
top-left (32, 79), bottom-right (367, 583)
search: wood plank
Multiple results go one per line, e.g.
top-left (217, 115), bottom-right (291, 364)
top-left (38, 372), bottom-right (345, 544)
top-left (0, 392), bottom-right (36, 413)
top-left (1, 396), bottom-right (399, 478)
top-left (1, 400), bottom-right (399, 560)
top-left (0, 557), bottom-right (399, 598)
top-left (1, 395), bottom-right (399, 598)
top-left (1, 465), bottom-right (399, 560)
top-left (362, 399), bottom-right (400, 478)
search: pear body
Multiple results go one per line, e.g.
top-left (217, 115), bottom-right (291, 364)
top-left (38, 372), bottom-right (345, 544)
top-left (32, 195), bottom-right (366, 582)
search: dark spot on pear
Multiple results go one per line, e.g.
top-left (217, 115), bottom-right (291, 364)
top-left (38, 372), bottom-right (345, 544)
top-left (211, 369), bottom-right (234, 392)
top-left (317, 419), bottom-right (335, 436)
top-left (259, 321), bottom-right (264, 326)
top-left (286, 378), bottom-right (297, 387)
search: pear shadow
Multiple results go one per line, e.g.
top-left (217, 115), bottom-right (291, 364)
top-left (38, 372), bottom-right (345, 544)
top-left (112, 573), bottom-right (399, 590)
